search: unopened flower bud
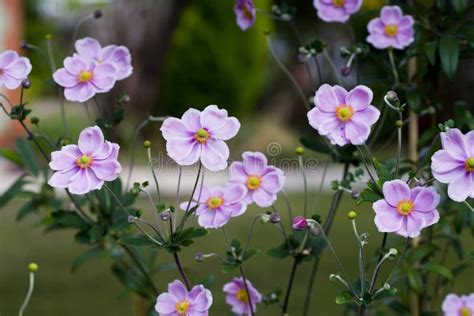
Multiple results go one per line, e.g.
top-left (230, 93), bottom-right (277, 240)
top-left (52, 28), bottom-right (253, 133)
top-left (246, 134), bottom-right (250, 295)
top-left (329, 274), bottom-right (338, 281)
top-left (22, 79), bottom-right (31, 89)
top-left (386, 91), bottom-right (398, 104)
top-left (28, 262), bottom-right (39, 272)
top-left (388, 248), bottom-right (398, 257)
top-left (195, 252), bottom-right (205, 262)
top-left (30, 117), bottom-right (39, 125)
top-left (351, 189), bottom-right (360, 199)
top-left (143, 140), bottom-right (151, 148)
top-left (395, 120), bottom-right (403, 128)
top-left (347, 211), bottom-right (357, 220)
top-left (160, 210), bottom-right (170, 221)
top-left (260, 214), bottom-right (271, 224)
top-left (60, 138), bottom-right (71, 146)
top-left (20, 40), bottom-right (29, 50)
top-left (270, 212), bottom-right (280, 224)
top-left (383, 283), bottom-right (391, 291)
top-left (45, 34), bottom-right (52, 40)
top-left (119, 94), bottom-right (130, 103)
top-left (295, 146), bottom-right (304, 155)
top-left (310, 226), bottom-right (320, 236)
top-left (127, 215), bottom-right (137, 223)
top-left (292, 216), bottom-right (308, 231)
top-left (302, 248), bottom-right (311, 256)
top-left (340, 66), bottom-right (351, 77)
top-left (93, 9), bottom-right (103, 19)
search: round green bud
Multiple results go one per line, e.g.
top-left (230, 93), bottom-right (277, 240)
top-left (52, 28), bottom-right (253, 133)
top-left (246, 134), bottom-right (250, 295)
top-left (383, 283), bottom-right (391, 291)
top-left (295, 146), bottom-right (304, 155)
top-left (347, 211), bottom-right (357, 220)
top-left (28, 262), bottom-right (39, 272)
top-left (143, 140), bottom-right (151, 149)
top-left (60, 138), bottom-right (71, 146)
top-left (45, 34), bottom-right (52, 40)
top-left (388, 248), bottom-right (398, 257)
top-left (30, 117), bottom-right (39, 124)
top-left (395, 120), bottom-right (403, 128)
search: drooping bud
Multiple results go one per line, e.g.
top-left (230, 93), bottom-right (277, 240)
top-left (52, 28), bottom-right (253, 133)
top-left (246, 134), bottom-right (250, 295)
top-left (127, 215), bottom-right (137, 223)
top-left (347, 211), bottom-right (357, 220)
top-left (351, 189), bottom-right (360, 199)
top-left (195, 252), bottom-right (205, 262)
top-left (270, 212), bottom-right (281, 224)
top-left (160, 210), bottom-right (170, 221)
top-left (292, 216), bottom-right (308, 231)
top-left (295, 146), bottom-right (304, 155)
top-left (93, 9), bottom-right (103, 19)
top-left (340, 66), bottom-right (351, 77)
top-left (30, 117), bottom-right (39, 125)
top-left (310, 226), bottom-right (320, 236)
top-left (383, 283), bottom-right (391, 291)
top-left (386, 91), bottom-right (398, 104)
top-left (395, 120), bottom-right (403, 128)
top-left (388, 248), bottom-right (398, 257)
top-left (22, 79), bottom-right (31, 89)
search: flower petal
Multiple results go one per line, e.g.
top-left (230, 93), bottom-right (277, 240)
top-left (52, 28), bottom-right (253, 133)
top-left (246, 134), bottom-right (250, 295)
top-left (252, 188), bottom-right (276, 207)
top-left (92, 63), bottom-right (117, 91)
top-left (64, 55), bottom-right (88, 74)
top-left (382, 180), bottom-right (410, 206)
top-left (200, 105), bottom-right (228, 130)
top-left (48, 168), bottom-right (78, 188)
top-left (181, 108), bottom-right (202, 131)
top-left (201, 139), bottom-right (229, 171)
top-left (90, 160), bottom-right (122, 181)
top-left (447, 172), bottom-right (473, 202)
top-left (168, 280), bottom-right (188, 301)
top-left (440, 128), bottom-right (468, 160)
top-left (242, 151), bottom-right (268, 176)
top-left (260, 170), bottom-right (285, 194)
top-left (344, 120), bottom-right (370, 145)
top-left (161, 117), bottom-right (193, 140)
top-left (412, 186), bottom-right (440, 212)
top-left (64, 83), bottom-right (95, 102)
top-left (0, 51), bottom-right (18, 68)
top-left (155, 292), bottom-right (177, 314)
top-left (314, 84), bottom-right (340, 112)
top-left (380, 5), bottom-right (403, 25)
top-left (229, 161), bottom-right (248, 183)
top-left (352, 105), bottom-right (380, 126)
top-left (53, 68), bottom-right (78, 88)
top-left (3, 57), bottom-right (32, 80)
top-left (374, 211), bottom-right (404, 233)
top-left (210, 117), bottom-right (240, 140)
top-left (227, 202), bottom-right (247, 218)
top-left (75, 37), bottom-right (101, 60)
top-left (346, 85), bottom-right (373, 111)
top-left (307, 107), bottom-right (340, 136)
top-left (223, 183), bottom-right (247, 203)
top-left (78, 126), bottom-right (105, 155)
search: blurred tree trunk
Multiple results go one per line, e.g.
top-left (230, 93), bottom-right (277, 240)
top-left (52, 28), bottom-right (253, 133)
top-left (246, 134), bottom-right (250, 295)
top-left (97, 0), bottom-right (190, 117)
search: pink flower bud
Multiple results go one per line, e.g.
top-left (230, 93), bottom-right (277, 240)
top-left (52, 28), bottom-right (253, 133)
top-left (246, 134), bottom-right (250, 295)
top-left (292, 216), bottom-right (308, 231)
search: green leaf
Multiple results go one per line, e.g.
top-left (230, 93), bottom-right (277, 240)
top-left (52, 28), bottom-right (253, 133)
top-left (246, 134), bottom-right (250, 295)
top-left (335, 291), bottom-right (354, 305)
top-left (71, 246), bottom-right (105, 272)
top-left (0, 148), bottom-right (23, 167)
top-left (372, 158), bottom-right (394, 182)
top-left (452, 0), bottom-right (468, 13)
top-left (16, 138), bottom-right (40, 176)
top-left (405, 88), bottom-right (422, 113)
top-left (267, 244), bottom-right (290, 259)
top-left (424, 262), bottom-right (453, 281)
top-left (0, 176), bottom-right (28, 208)
top-left (241, 248), bottom-right (259, 262)
top-left (16, 200), bottom-right (36, 221)
top-left (424, 41), bottom-right (437, 66)
top-left (51, 210), bottom-right (89, 229)
top-left (407, 269), bottom-right (423, 294)
top-left (439, 36), bottom-right (459, 79)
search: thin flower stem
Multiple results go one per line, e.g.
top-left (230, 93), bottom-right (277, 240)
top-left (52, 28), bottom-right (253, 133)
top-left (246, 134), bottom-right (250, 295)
top-left (388, 49), bottom-right (399, 87)
top-left (282, 259), bottom-right (299, 315)
top-left (352, 219), bottom-right (366, 295)
top-left (280, 190), bottom-right (293, 220)
top-left (298, 155), bottom-right (308, 217)
top-left (140, 189), bottom-right (165, 238)
top-left (239, 266), bottom-right (255, 316)
top-left (264, 33), bottom-right (311, 110)
top-left (242, 215), bottom-right (263, 257)
top-left (288, 21), bottom-right (317, 87)
top-left (83, 102), bottom-right (93, 121)
top-left (18, 272), bottom-right (35, 316)
top-left (45, 36), bottom-right (57, 72)
top-left (35, 124), bottom-right (56, 149)
top-left (368, 233), bottom-right (388, 293)
top-left (176, 163), bottom-right (202, 234)
top-left (174, 167), bottom-right (183, 231)
top-left (173, 252), bottom-right (192, 291)
top-left (463, 200), bottom-right (474, 212)
top-left (134, 221), bottom-right (163, 245)
top-left (302, 162), bottom-right (349, 316)
top-left (70, 14), bottom-right (93, 54)
top-left (147, 148), bottom-right (162, 204)
top-left (322, 49), bottom-right (343, 86)
top-left (384, 238), bottom-right (410, 285)
top-left (356, 145), bottom-right (378, 186)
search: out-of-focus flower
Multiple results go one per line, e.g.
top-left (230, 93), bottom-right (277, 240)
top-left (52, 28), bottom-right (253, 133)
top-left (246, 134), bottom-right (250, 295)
top-left (313, 0), bottom-right (362, 23)
top-left (53, 54), bottom-right (117, 102)
top-left (179, 184), bottom-right (247, 229)
top-left (372, 180), bottom-right (440, 238)
top-left (442, 293), bottom-right (474, 316)
top-left (223, 277), bottom-right (262, 315)
top-left (366, 6), bottom-right (414, 50)
top-left (75, 37), bottom-right (133, 80)
top-left (234, 0), bottom-right (256, 31)
top-left (0, 51), bottom-right (32, 89)
top-left (229, 151), bottom-right (285, 207)
top-left (155, 280), bottom-right (213, 316)
top-left (161, 105), bottom-right (240, 171)
top-left (431, 128), bottom-right (474, 202)
top-left (307, 84), bottom-right (380, 146)
top-left (48, 126), bottom-right (122, 195)
top-left (292, 216), bottom-right (308, 230)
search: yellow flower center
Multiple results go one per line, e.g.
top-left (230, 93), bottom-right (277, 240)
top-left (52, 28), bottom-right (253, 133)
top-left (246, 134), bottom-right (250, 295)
top-left (236, 289), bottom-right (249, 303)
top-left (207, 196), bottom-right (224, 209)
top-left (465, 157), bottom-right (474, 172)
top-left (78, 71), bottom-right (93, 83)
top-left (332, 0), bottom-right (345, 7)
top-left (384, 25), bottom-right (398, 37)
top-left (175, 300), bottom-right (190, 315)
top-left (396, 199), bottom-right (414, 216)
top-left (460, 307), bottom-right (472, 316)
top-left (335, 105), bottom-right (354, 122)
top-left (247, 176), bottom-right (261, 190)
top-left (194, 128), bottom-right (210, 144)
top-left (76, 155), bottom-right (93, 168)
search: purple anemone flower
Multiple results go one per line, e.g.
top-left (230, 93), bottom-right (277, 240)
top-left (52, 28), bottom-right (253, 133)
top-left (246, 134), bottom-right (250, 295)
top-left (223, 277), bottom-right (262, 315)
top-left (48, 126), bottom-right (122, 195)
top-left (307, 84), bottom-right (380, 146)
top-left (366, 6), bottom-right (415, 50)
top-left (179, 183), bottom-right (247, 229)
top-left (431, 128), bottom-right (474, 202)
top-left (229, 151), bottom-right (285, 207)
top-left (0, 50), bottom-right (32, 89)
top-left (234, 0), bottom-right (256, 31)
top-left (53, 54), bottom-right (117, 102)
top-left (155, 280), bottom-right (213, 316)
top-left (372, 180), bottom-right (440, 238)
top-left (313, 0), bottom-right (362, 23)
top-left (442, 293), bottom-right (474, 316)
top-left (75, 37), bottom-right (133, 80)
top-left (161, 105), bottom-right (240, 172)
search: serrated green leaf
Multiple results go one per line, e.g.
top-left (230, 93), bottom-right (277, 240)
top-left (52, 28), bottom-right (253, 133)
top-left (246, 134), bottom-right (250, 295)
top-left (335, 291), bottom-right (354, 305)
top-left (439, 36), bottom-right (459, 80)
top-left (424, 262), bottom-right (453, 281)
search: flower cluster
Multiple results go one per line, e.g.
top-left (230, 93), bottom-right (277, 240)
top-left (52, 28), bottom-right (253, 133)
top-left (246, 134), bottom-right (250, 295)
top-left (313, 0), bottom-right (362, 23)
top-left (53, 37), bottom-right (132, 102)
top-left (442, 293), bottom-right (474, 316)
